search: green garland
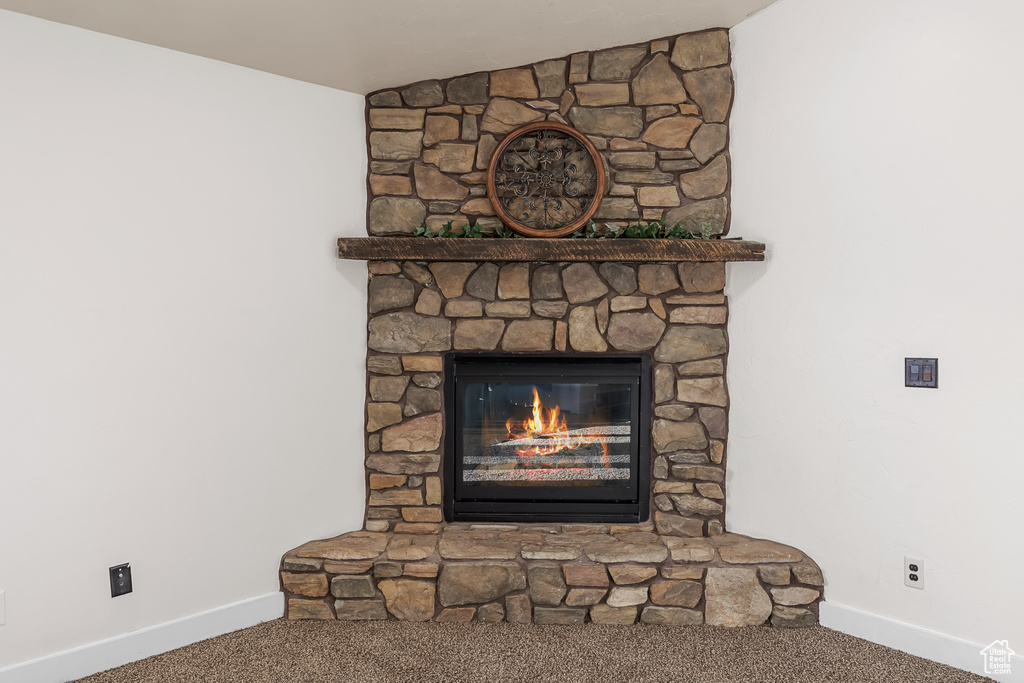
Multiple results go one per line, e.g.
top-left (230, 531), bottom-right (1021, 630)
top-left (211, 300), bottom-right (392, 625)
top-left (413, 219), bottom-right (716, 240)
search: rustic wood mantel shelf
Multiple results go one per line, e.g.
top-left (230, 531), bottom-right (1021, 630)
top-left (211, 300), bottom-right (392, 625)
top-left (336, 238), bottom-right (765, 263)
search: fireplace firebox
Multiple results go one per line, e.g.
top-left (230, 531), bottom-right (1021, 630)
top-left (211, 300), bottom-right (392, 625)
top-left (443, 353), bottom-right (651, 523)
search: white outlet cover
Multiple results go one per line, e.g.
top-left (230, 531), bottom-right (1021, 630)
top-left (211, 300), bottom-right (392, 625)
top-left (905, 556), bottom-right (925, 589)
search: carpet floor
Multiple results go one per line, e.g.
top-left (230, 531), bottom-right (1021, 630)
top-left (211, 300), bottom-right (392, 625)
top-left (76, 619), bottom-right (990, 683)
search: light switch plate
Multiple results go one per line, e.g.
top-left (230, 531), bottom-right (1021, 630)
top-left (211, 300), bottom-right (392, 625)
top-left (905, 358), bottom-right (938, 388)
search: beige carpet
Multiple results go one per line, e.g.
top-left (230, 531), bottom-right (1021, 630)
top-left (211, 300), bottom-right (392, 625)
top-left (77, 620), bottom-right (990, 683)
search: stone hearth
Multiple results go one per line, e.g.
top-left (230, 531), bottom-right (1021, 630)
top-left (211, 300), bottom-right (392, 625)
top-left (282, 526), bottom-right (822, 628)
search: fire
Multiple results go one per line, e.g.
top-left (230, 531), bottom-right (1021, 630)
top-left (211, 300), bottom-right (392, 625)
top-left (505, 387), bottom-right (609, 462)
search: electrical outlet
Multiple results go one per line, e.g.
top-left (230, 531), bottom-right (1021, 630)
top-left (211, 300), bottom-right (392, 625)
top-left (109, 564), bottom-right (133, 597)
top-left (0, 589), bottom-right (6, 625)
top-left (905, 556), bottom-right (924, 589)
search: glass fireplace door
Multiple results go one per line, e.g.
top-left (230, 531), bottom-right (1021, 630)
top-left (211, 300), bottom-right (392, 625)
top-left (444, 353), bottom-right (650, 523)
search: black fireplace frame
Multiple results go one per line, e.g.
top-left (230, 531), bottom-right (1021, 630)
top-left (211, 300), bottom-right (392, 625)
top-left (443, 352), bottom-right (651, 523)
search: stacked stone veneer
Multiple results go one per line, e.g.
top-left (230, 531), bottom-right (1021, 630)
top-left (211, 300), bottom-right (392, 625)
top-left (365, 29), bottom-right (733, 236)
top-left (281, 260), bottom-right (825, 626)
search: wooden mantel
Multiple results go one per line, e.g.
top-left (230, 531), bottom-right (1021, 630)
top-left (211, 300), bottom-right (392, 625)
top-left (336, 238), bottom-right (765, 263)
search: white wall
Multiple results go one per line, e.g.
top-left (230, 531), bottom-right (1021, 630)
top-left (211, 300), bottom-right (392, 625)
top-left (0, 9), bottom-right (367, 671)
top-left (729, 0), bottom-right (1024, 671)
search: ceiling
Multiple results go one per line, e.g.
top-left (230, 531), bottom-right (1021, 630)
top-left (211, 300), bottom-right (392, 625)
top-left (0, 0), bottom-right (778, 94)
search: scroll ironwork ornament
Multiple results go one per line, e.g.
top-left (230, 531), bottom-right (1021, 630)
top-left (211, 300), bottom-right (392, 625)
top-left (486, 122), bottom-right (606, 238)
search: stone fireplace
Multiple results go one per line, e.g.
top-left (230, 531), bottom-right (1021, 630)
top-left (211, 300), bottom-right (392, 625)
top-left (279, 28), bottom-right (824, 628)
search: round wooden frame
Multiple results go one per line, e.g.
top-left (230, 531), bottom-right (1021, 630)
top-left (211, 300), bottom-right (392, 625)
top-left (486, 121), bottom-right (606, 238)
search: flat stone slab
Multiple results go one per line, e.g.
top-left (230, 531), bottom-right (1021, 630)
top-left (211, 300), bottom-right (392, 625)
top-left (294, 533), bottom-right (389, 561)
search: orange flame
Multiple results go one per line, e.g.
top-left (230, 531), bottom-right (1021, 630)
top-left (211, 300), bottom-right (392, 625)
top-left (505, 387), bottom-right (609, 463)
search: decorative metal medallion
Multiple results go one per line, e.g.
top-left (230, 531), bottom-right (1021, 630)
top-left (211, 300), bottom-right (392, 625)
top-left (486, 122), bottom-right (606, 238)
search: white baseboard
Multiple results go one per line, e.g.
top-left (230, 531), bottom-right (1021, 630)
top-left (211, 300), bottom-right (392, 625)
top-left (0, 592), bottom-right (284, 683)
top-left (820, 601), bottom-right (1023, 681)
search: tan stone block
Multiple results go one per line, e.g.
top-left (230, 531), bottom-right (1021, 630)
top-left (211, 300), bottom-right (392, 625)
top-left (282, 556), bottom-right (323, 572)
top-left (404, 562), bottom-right (439, 578)
top-left (575, 83), bottom-right (630, 106)
top-left (401, 81), bottom-right (443, 107)
top-left (401, 356), bottom-right (443, 372)
top-left (642, 116), bottom-right (701, 148)
top-left (476, 134), bottom-right (498, 170)
top-left (287, 598), bottom-right (334, 620)
top-left (444, 300), bottom-right (483, 317)
top-left (497, 263), bottom-right (530, 299)
top-left (654, 481), bottom-right (695, 494)
top-left (368, 489), bottom-right (423, 507)
top-left (534, 59), bottom-right (567, 97)
top-left (672, 30), bottom-right (730, 71)
top-left (665, 293), bottom-right (725, 305)
top-left (413, 166), bottom-right (468, 201)
top-left (670, 306), bottom-right (727, 325)
top-left (569, 52), bottom-right (589, 84)
top-left (792, 564), bottom-right (824, 586)
top-left (591, 46), bottom-right (646, 80)
top-left (662, 566), bottom-right (705, 580)
top-left (559, 89), bottom-right (575, 116)
top-left (696, 483), bottom-right (724, 499)
top-left (369, 131), bottom-right (423, 160)
top-left (677, 359), bottom-right (724, 376)
top-left (414, 289), bottom-right (441, 316)
top-left (555, 320), bottom-right (568, 351)
top-left (368, 196), bottom-right (426, 236)
top-left (425, 477), bottom-right (442, 505)
top-left (428, 104), bottom-right (462, 115)
top-left (633, 54), bottom-right (688, 106)
top-left (563, 565), bottom-right (610, 587)
top-left (651, 39), bottom-right (670, 53)
top-left (423, 143), bottom-right (477, 173)
top-left (485, 301), bottom-right (531, 318)
top-left (638, 186), bottom-right (680, 207)
top-left (393, 523), bottom-right (441, 534)
top-left (454, 318), bottom-right (505, 350)
top-left (643, 209), bottom-right (664, 220)
top-left (569, 107), bottom-right (643, 138)
top-left (386, 534), bottom-right (437, 561)
top-left (379, 579), bottom-right (435, 621)
top-left (402, 507), bottom-right (443, 523)
top-left (323, 560), bottom-right (373, 574)
top-left (647, 105), bottom-right (678, 122)
top-left (683, 67), bottom-right (733, 123)
top-left (460, 198), bottom-right (495, 216)
top-left (716, 539), bottom-right (804, 564)
top-left (568, 307), bottom-right (607, 352)
top-left (650, 580), bottom-right (702, 607)
top-left (368, 174), bottom-right (412, 195)
top-left (506, 594), bottom-right (532, 624)
top-left (282, 572), bottom-right (329, 598)
top-left (610, 152), bottom-right (656, 169)
top-left (680, 155), bottom-right (729, 200)
top-left (368, 108), bottom-right (426, 130)
top-left (481, 98), bottom-right (544, 135)
top-left (609, 565), bottom-right (658, 585)
top-left (690, 123), bottom-right (728, 164)
top-left (640, 605), bottom-right (702, 626)
top-left (611, 295), bottom-right (647, 312)
top-left (607, 585), bottom-right (648, 607)
top-left (364, 520), bottom-right (390, 532)
top-left (760, 566), bottom-right (791, 586)
top-left (563, 588), bottom-right (605, 606)
top-left (367, 402), bottom-right (403, 432)
top-left (436, 607), bottom-right (476, 622)
top-left (675, 377), bottom-right (728, 407)
top-left (369, 474), bottom-right (407, 489)
top-left (423, 115), bottom-right (460, 147)
top-left (490, 69), bottom-right (538, 98)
